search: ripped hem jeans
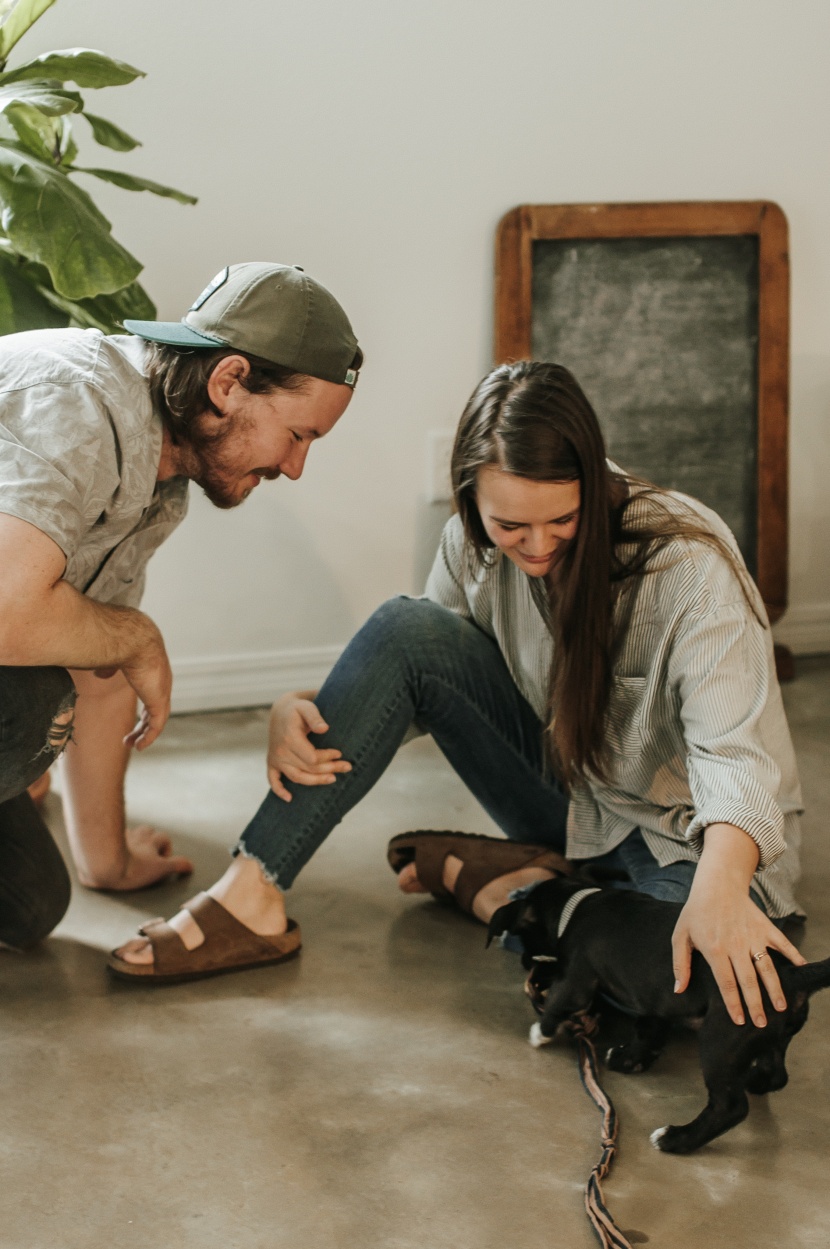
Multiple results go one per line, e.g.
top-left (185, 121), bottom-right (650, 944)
top-left (235, 597), bottom-right (767, 916)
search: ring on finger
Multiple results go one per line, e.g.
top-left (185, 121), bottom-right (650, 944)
top-left (751, 950), bottom-right (769, 963)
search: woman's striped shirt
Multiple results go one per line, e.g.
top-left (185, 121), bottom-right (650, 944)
top-left (424, 493), bottom-right (803, 918)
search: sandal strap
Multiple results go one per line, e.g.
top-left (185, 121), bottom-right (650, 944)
top-left (137, 893), bottom-right (298, 976)
top-left (388, 831), bottom-right (572, 916)
top-left (455, 846), bottom-right (571, 914)
top-left (137, 916), bottom-right (190, 974)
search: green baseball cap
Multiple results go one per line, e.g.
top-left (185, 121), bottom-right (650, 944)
top-left (124, 262), bottom-right (361, 387)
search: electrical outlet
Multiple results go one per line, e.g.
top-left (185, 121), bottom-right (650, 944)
top-left (425, 430), bottom-right (454, 503)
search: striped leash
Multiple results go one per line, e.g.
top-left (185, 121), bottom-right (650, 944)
top-left (525, 967), bottom-right (634, 1249)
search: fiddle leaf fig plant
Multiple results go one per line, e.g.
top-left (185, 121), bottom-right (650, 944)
top-left (0, 0), bottom-right (196, 334)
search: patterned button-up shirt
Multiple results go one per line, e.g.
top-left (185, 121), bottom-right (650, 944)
top-left (0, 328), bottom-right (188, 608)
top-left (425, 498), bottom-right (803, 918)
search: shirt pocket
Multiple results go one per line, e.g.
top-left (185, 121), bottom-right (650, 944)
top-left (606, 676), bottom-right (648, 757)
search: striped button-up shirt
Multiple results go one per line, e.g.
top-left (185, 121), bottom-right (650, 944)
top-left (424, 493), bottom-right (803, 918)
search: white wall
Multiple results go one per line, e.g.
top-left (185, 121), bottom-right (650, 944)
top-left (34, 0), bottom-right (830, 707)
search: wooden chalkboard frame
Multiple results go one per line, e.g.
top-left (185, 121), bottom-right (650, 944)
top-left (494, 201), bottom-right (790, 622)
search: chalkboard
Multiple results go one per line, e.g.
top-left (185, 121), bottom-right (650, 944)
top-left (495, 202), bottom-right (789, 620)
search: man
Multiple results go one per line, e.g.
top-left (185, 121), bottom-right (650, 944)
top-left (0, 262), bottom-right (360, 949)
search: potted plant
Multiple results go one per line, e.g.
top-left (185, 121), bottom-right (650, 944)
top-left (0, 0), bottom-right (196, 334)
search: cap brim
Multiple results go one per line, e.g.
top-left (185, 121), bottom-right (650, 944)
top-left (122, 320), bottom-right (228, 348)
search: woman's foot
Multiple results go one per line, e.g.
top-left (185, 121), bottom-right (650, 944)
top-left (397, 855), bottom-right (554, 924)
top-left (115, 853), bottom-right (287, 966)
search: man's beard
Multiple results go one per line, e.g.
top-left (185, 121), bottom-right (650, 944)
top-left (184, 412), bottom-right (267, 510)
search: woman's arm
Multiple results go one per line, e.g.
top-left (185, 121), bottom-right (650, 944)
top-left (672, 822), bottom-right (806, 1027)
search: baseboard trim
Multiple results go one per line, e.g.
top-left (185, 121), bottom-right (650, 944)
top-left (170, 645), bottom-right (343, 714)
top-left (169, 607), bottom-right (830, 715)
top-left (772, 604), bottom-right (830, 656)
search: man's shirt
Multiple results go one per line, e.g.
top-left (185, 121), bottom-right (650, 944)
top-left (0, 328), bottom-right (188, 608)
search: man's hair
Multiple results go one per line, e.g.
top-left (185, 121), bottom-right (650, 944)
top-left (145, 343), bottom-right (309, 445)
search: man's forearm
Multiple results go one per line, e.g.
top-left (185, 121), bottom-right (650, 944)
top-left (0, 510), bottom-right (161, 670)
top-left (0, 577), bottom-right (160, 672)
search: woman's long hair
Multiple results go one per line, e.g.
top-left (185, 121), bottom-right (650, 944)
top-left (452, 360), bottom-right (760, 789)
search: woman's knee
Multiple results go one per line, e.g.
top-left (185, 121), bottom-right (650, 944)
top-left (360, 595), bottom-right (486, 663)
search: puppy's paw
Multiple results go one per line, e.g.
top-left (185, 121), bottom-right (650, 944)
top-left (650, 1124), bottom-right (696, 1154)
top-left (529, 1022), bottom-right (553, 1048)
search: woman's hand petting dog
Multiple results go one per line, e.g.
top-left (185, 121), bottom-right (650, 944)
top-left (267, 690), bottom-right (352, 802)
top-left (672, 823), bottom-right (806, 1028)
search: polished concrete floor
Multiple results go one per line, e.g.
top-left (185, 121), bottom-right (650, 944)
top-left (2, 659), bottom-right (830, 1248)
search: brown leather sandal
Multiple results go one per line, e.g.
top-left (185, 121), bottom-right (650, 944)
top-left (106, 891), bottom-right (302, 984)
top-left (387, 830), bottom-right (572, 915)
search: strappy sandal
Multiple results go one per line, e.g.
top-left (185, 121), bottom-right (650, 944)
top-left (107, 891), bottom-right (302, 985)
top-left (387, 830), bottom-right (572, 916)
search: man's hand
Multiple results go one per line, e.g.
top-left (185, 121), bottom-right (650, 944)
top-left (121, 640), bottom-right (173, 751)
top-left (267, 690), bottom-right (352, 801)
top-left (672, 823), bottom-right (805, 1027)
top-left (78, 824), bottom-right (193, 891)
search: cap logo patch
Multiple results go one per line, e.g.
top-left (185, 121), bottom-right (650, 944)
top-left (344, 368), bottom-right (358, 387)
top-left (190, 267), bottom-right (230, 311)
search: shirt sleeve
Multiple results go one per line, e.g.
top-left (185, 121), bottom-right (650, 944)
top-left (423, 515), bottom-right (472, 619)
top-left (668, 597), bottom-right (786, 869)
top-left (0, 380), bottom-right (120, 561)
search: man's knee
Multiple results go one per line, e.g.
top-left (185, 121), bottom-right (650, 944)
top-left (0, 852), bottom-right (71, 948)
top-left (0, 667), bottom-right (76, 802)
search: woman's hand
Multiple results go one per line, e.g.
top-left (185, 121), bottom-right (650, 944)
top-left (267, 690), bottom-right (352, 802)
top-left (672, 823), bottom-right (806, 1027)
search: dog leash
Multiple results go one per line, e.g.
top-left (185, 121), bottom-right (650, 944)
top-left (525, 968), bottom-right (634, 1249)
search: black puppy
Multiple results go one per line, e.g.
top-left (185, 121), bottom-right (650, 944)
top-left (488, 875), bottom-right (830, 1154)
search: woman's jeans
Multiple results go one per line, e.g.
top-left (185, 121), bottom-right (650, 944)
top-left (0, 666), bottom-right (75, 947)
top-left (238, 597), bottom-right (733, 909)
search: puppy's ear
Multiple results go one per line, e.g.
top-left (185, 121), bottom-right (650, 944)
top-left (486, 899), bottom-right (524, 948)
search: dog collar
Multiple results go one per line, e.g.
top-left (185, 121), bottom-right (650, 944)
top-left (557, 888), bottom-right (602, 939)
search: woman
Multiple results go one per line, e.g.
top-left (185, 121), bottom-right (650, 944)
top-left (112, 361), bottom-right (805, 1029)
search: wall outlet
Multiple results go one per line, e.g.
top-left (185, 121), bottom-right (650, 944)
top-left (425, 430), bottom-right (455, 503)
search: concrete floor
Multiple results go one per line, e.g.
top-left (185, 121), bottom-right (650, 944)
top-left (2, 660), bottom-right (830, 1248)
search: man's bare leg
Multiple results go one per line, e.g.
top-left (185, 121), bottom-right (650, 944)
top-left (60, 668), bottom-right (192, 890)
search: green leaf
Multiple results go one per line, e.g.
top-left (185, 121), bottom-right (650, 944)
top-left (78, 280), bottom-right (156, 327)
top-left (4, 98), bottom-right (77, 165)
top-left (75, 166), bottom-right (197, 204)
top-left (0, 48), bottom-right (144, 87)
top-left (0, 246), bottom-right (155, 333)
top-left (84, 111), bottom-right (140, 152)
top-left (0, 80), bottom-right (83, 116)
top-left (0, 0), bottom-right (58, 66)
top-left (0, 142), bottom-right (142, 298)
top-left (0, 250), bottom-right (70, 333)
top-left (59, 117), bottom-right (77, 166)
top-left (32, 281), bottom-right (154, 333)
top-left (5, 101), bottom-right (59, 162)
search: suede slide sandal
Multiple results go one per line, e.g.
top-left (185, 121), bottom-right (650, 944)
top-left (107, 891), bottom-right (302, 985)
top-left (387, 830), bottom-right (572, 916)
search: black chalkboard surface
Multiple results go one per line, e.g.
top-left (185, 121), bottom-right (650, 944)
top-left (531, 235), bottom-right (759, 571)
top-left (495, 202), bottom-right (789, 620)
